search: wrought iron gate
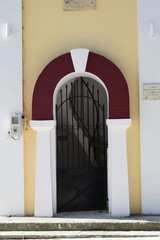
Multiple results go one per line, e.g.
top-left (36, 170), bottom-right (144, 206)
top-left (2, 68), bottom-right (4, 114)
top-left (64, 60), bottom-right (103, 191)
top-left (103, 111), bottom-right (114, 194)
top-left (56, 77), bottom-right (107, 212)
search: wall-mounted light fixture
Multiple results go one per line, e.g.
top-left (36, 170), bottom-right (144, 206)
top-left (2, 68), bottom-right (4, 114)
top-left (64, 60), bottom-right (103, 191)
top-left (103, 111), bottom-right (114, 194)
top-left (3, 23), bottom-right (10, 38)
top-left (150, 23), bottom-right (154, 37)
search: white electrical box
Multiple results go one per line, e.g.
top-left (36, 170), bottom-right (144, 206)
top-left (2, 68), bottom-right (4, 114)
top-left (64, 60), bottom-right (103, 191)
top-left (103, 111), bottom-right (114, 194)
top-left (10, 114), bottom-right (22, 137)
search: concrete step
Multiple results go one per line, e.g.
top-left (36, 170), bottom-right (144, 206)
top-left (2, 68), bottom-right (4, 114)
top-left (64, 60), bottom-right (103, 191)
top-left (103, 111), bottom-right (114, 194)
top-left (0, 231), bottom-right (160, 239)
top-left (1, 212), bottom-right (160, 232)
top-left (4, 239), bottom-right (160, 240)
top-left (1, 218), bottom-right (160, 231)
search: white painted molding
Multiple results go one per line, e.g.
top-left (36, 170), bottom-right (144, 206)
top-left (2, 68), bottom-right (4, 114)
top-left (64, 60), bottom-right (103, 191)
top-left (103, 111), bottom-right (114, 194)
top-left (30, 120), bottom-right (56, 131)
top-left (106, 118), bottom-right (131, 217)
top-left (70, 48), bottom-right (89, 72)
top-left (107, 119), bottom-right (132, 129)
top-left (30, 120), bottom-right (56, 217)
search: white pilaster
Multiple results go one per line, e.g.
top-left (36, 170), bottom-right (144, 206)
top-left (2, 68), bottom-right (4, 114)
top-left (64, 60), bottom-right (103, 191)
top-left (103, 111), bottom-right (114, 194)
top-left (30, 120), bottom-right (56, 217)
top-left (50, 125), bottom-right (57, 216)
top-left (107, 119), bottom-right (131, 217)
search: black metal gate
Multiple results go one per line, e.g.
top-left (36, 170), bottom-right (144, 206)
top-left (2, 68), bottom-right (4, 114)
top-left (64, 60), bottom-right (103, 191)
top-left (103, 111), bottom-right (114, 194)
top-left (56, 77), bottom-right (108, 212)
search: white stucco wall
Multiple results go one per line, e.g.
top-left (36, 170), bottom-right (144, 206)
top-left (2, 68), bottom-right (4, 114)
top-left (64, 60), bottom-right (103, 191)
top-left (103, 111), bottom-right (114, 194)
top-left (138, 0), bottom-right (160, 214)
top-left (0, 0), bottom-right (23, 215)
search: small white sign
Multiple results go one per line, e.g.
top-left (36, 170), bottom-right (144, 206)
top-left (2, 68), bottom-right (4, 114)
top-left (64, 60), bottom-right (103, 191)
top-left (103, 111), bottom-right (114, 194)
top-left (143, 84), bottom-right (160, 100)
top-left (64, 0), bottom-right (96, 11)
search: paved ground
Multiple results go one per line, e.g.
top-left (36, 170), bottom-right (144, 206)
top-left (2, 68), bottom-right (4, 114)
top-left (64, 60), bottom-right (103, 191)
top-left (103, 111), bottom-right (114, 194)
top-left (1, 210), bottom-right (160, 222)
top-left (57, 211), bottom-right (160, 221)
top-left (6, 238), bottom-right (160, 240)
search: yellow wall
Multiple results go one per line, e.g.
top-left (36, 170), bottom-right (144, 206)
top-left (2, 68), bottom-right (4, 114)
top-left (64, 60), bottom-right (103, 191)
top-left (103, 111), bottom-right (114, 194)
top-left (23, 0), bottom-right (141, 215)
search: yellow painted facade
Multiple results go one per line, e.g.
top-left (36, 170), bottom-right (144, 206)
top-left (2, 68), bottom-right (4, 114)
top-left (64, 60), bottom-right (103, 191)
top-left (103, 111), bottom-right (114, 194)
top-left (23, 0), bottom-right (140, 215)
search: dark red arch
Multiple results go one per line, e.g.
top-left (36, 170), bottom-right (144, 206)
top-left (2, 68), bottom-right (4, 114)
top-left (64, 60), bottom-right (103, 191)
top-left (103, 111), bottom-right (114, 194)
top-left (32, 51), bottom-right (130, 120)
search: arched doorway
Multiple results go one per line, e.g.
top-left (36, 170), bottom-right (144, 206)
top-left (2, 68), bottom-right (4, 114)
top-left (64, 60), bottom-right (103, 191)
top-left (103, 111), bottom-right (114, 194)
top-left (30, 49), bottom-right (131, 217)
top-left (56, 76), bottom-right (108, 212)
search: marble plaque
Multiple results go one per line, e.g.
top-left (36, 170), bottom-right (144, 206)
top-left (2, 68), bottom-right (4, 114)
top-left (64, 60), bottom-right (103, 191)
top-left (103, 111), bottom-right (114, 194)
top-left (143, 84), bottom-right (160, 100)
top-left (64, 0), bottom-right (96, 10)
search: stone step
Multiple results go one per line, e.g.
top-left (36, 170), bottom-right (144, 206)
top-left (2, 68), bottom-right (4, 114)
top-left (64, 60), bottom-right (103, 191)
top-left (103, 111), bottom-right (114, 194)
top-left (1, 219), bottom-right (160, 231)
top-left (0, 231), bottom-right (160, 239)
top-left (1, 213), bottom-right (160, 232)
top-left (4, 239), bottom-right (160, 240)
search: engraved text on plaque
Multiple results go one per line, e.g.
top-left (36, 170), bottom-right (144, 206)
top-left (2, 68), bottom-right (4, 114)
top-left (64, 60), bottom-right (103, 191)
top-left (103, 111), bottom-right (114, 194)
top-left (64, 0), bottom-right (96, 11)
top-left (143, 84), bottom-right (160, 100)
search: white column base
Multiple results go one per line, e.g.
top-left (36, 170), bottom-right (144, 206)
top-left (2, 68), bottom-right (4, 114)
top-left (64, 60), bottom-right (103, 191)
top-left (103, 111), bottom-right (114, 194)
top-left (107, 119), bottom-right (131, 217)
top-left (30, 120), bottom-right (56, 217)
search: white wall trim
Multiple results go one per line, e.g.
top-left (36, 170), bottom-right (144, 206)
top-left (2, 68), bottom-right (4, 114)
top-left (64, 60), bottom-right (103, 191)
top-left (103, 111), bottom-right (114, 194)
top-left (30, 120), bottom-right (56, 131)
top-left (107, 119), bottom-right (131, 217)
top-left (70, 48), bottom-right (89, 72)
top-left (30, 120), bottom-right (56, 217)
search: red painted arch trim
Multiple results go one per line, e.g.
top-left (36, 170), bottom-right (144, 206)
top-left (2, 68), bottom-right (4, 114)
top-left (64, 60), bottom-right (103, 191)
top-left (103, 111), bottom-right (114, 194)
top-left (32, 51), bottom-right (130, 120)
top-left (86, 52), bottom-right (130, 119)
top-left (32, 53), bottom-right (74, 120)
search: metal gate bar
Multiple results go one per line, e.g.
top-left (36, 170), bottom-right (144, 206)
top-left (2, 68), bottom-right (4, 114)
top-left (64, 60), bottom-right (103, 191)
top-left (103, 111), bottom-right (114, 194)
top-left (66, 85), bottom-right (69, 167)
top-left (56, 77), bottom-right (108, 212)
